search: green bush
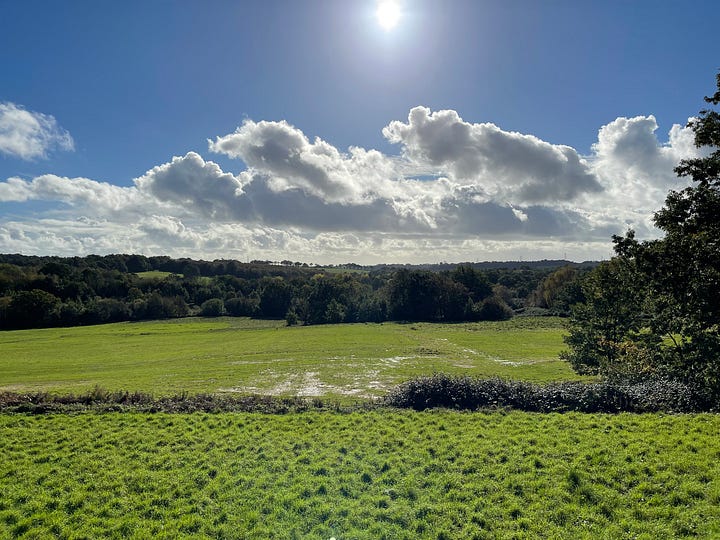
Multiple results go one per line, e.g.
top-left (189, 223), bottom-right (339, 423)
top-left (384, 373), bottom-right (705, 413)
top-left (199, 298), bottom-right (225, 317)
top-left (477, 295), bottom-right (514, 321)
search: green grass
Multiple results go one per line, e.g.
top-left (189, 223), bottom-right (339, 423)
top-left (134, 270), bottom-right (182, 279)
top-left (1, 411), bottom-right (718, 539)
top-left (1, 317), bottom-right (714, 539)
top-left (0, 317), bottom-right (581, 396)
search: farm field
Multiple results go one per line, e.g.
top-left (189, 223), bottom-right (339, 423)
top-left (0, 317), bottom-right (581, 397)
top-left (134, 270), bottom-right (182, 280)
top-left (1, 411), bottom-right (719, 539)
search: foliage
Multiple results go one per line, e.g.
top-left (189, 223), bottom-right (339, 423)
top-left (564, 72), bottom-right (720, 399)
top-left (2, 411), bottom-right (720, 538)
top-left (561, 257), bottom-right (657, 375)
top-left (0, 370), bottom-right (709, 412)
top-left (450, 264), bottom-right (492, 301)
top-left (285, 308), bottom-right (299, 326)
top-left (199, 298), bottom-right (225, 317)
top-left (259, 277), bottom-right (293, 318)
top-left (475, 295), bottom-right (514, 321)
top-left (224, 295), bottom-right (259, 317)
top-left (3, 289), bottom-right (61, 329)
top-left (384, 373), bottom-right (705, 412)
top-left (0, 388), bottom-right (346, 414)
top-left (529, 265), bottom-right (585, 315)
top-left (628, 72), bottom-right (720, 395)
top-left (0, 253), bottom-right (582, 329)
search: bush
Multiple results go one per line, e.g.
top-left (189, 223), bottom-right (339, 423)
top-left (477, 295), bottom-right (514, 321)
top-left (0, 390), bottom-right (360, 414)
top-left (285, 308), bottom-right (299, 326)
top-left (3, 289), bottom-right (61, 329)
top-left (200, 298), bottom-right (225, 317)
top-left (83, 298), bottom-right (132, 324)
top-left (225, 296), bottom-right (259, 317)
top-left (384, 373), bottom-right (706, 413)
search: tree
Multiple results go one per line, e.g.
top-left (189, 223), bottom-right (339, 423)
top-left (476, 295), bottom-right (514, 321)
top-left (200, 298), bottom-right (225, 317)
top-left (565, 72), bottom-right (720, 396)
top-left (3, 289), bottom-right (61, 329)
top-left (225, 295), bottom-right (259, 317)
top-left (628, 72), bottom-right (720, 394)
top-left (561, 257), bottom-right (656, 375)
top-left (258, 278), bottom-right (293, 318)
top-left (451, 265), bottom-right (492, 302)
top-left (83, 298), bottom-right (132, 324)
top-left (386, 269), bottom-right (470, 322)
top-left (530, 265), bottom-right (581, 314)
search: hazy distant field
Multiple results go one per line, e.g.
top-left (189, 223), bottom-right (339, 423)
top-left (134, 270), bottom-right (182, 279)
top-left (0, 317), bottom-right (580, 397)
top-left (2, 411), bottom-right (718, 539)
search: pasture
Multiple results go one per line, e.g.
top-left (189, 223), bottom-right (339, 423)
top-left (3, 317), bottom-right (715, 539)
top-left (1, 411), bottom-right (719, 539)
top-left (0, 317), bottom-right (580, 397)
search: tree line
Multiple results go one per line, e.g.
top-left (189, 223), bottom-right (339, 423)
top-left (0, 253), bottom-right (587, 330)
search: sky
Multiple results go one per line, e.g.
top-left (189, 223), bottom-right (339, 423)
top-left (0, 0), bottom-right (718, 264)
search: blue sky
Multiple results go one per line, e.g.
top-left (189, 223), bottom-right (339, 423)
top-left (0, 0), bottom-right (718, 263)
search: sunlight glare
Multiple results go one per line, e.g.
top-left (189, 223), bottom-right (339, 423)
top-left (376, 0), bottom-right (401, 31)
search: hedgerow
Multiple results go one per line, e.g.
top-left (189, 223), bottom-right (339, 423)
top-left (0, 374), bottom-right (710, 414)
top-left (383, 373), bottom-right (708, 412)
top-left (0, 388), bottom-right (362, 414)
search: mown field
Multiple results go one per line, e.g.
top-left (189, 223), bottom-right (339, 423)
top-left (0, 317), bottom-right (581, 397)
top-left (1, 411), bottom-right (719, 539)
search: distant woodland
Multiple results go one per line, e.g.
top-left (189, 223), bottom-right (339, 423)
top-left (0, 253), bottom-right (592, 330)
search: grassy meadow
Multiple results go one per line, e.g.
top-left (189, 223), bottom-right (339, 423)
top-left (134, 271), bottom-right (181, 280)
top-left (0, 317), bottom-right (580, 397)
top-left (3, 316), bottom-right (717, 539)
top-left (2, 411), bottom-right (719, 539)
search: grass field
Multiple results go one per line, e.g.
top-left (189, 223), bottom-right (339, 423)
top-left (134, 271), bottom-right (183, 279)
top-left (2, 317), bottom-right (718, 539)
top-left (1, 411), bottom-right (718, 539)
top-left (0, 317), bottom-right (581, 397)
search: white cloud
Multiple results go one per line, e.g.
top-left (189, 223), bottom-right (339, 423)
top-left (0, 102), bottom-right (74, 160)
top-left (0, 216), bottom-right (614, 264)
top-left (591, 115), bottom-right (697, 186)
top-left (587, 115), bottom-right (700, 235)
top-left (382, 106), bottom-right (604, 204)
top-left (0, 174), bottom-right (137, 209)
top-left (0, 107), bottom-right (702, 263)
top-left (134, 152), bottom-right (249, 220)
top-left (209, 119), bottom-right (395, 203)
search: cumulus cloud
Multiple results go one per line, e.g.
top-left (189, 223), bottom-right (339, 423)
top-left (0, 102), bottom-right (74, 160)
top-left (0, 106), bottom-right (702, 263)
top-left (382, 106), bottom-right (603, 204)
top-left (134, 152), bottom-right (249, 220)
top-left (587, 115), bottom-right (700, 234)
top-left (592, 115), bottom-right (697, 185)
top-left (0, 174), bottom-right (140, 214)
top-left (209, 119), bottom-right (396, 203)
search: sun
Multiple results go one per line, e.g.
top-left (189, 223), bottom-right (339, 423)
top-left (376, 0), bottom-right (401, 31)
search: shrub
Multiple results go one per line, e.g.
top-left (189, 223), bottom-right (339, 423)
top-left (225, 296), bottom-right (259, 317)
top-left (200, 298), bottom-right (225, 317)
top-left (383, 373), bottom-right (706, 413)
top-left (477, 296), bottom-right (514, 321)
top-left (285, 309), bottom-right (299, 326)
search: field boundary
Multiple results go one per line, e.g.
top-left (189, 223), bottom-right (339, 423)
top-left (1, 374), bottom-right (712, 414)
